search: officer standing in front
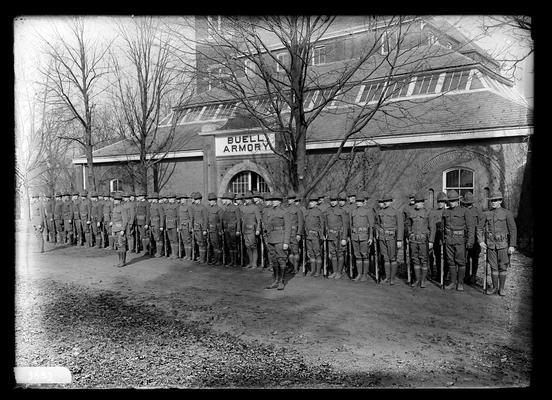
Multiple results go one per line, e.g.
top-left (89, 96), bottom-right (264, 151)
top-left (442, 190), bottom-right (475, 291)
top-left (461, 192), bottom-right (484, 285)
top-left (350, 192), bottom-right (374, 282)
top-left (407, 191), bottom-right (436, 288)
top-left (375, 193), bottom-right (404, 285)
top-left (478, 192), bottom-right (517, 296)
top-left (264, 192), bottom-right (291, 290)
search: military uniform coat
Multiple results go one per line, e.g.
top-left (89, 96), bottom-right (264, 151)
top-left (303, 206), bottom-right (325, 259)
top-left (477, 206), bottom-right (517, 273)
top-left (350, 205), bottom-right (374, 259)
top-left (263, 205), bottom-right (291, 267)
top-left (375, 206), bottom-right (404, 262)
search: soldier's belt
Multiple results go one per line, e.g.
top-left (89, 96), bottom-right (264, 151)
top-left (487, 233), bottom-right (506, 241)
top-left (448, 230), bottom-right (465, 236)
top-left (410, 233), bottom-right (428, 241)
top-left (384, 229), bottom-right (396, 235)
top-left (328, 229), bottom-right (341, 234)
top-left (352, 227), bottom-right (368, 233)
top-left (244, 224), bottom-right (255, 229)
top-left (272, 226), bottom-right (284, 230)
top-left (308, 230), bottom-right (320, 235)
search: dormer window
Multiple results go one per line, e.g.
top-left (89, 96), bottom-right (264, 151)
top-left (276, 52), bottom-right (289, 73)
top-left (312, 46), bottom-right (326, 66)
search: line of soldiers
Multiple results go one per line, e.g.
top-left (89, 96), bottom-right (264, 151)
top-left (29, 186), bottom-right (517, 295)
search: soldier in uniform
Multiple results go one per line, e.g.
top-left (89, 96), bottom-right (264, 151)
top-left (163, 193), bottom-right (179, 259)
top-left (61, 192), bottom-right (74, 245)
top-left (285, 191), bottom-right (304, 274)
top-left (240, 191), bottom-right (261, 269)
top-left (71, 191), bottom-right (81, 245)
top-left (253, 192), bottom-right (266, 268)
top-left (375, 193), bottom-right (404, 285)
top-left (78, 190), bottom-right (92, 247)
top-left (111, 192), bottom-right (128, 267)
top-left (103, 193), bottom-right (114, 249)
top-left (478, 192), bottom-right (517, 296)
top-left (191, 192), bottom-right (209, 264)
top-left (177, 193), bottom-right (193, 260)
top-left (303, 194), bottom-right (325, 277)
top-left (127, 191), bottom-right (138, 252)
top-left (30, 193), bottom-right (45, 253)
top-left (135, 191), bottom-right (150, 255)
top-left (89, 191), bottom-right (102, 247)
top-left (324, 192), bottom-right (349, 279)
top-left (43, 193), bottom-right (56, 244)
top-left (206, 193), bottom-right (223, 265)
top-left (442, 190), bottom-right (475, 291)
top-left (350, 193), bottom-right (374, 282)
top-left (461, 192), bottom-right (484, 285)
top-left (403, 193), bottom-right (416, 279)
top-left (220, 192), bottom-right (241, 266)
top-left (148, 192), bottom-right (165, 257)
top-left (429, 192), bottom-right (448, 281)
top-left (406, 191), bottom-right (436, 288)
top-left (338, 191), bottom-right (352, 278)
top-left (53, 192), bottom-right (64, 245)
top-left (263, 192), bottom-right (291, 290)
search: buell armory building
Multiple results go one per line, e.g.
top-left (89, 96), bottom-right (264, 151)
top-left (72, 16), bottom-right (533, 251)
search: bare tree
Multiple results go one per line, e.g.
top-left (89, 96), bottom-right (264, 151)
top-left (37, 17), bottom-right (114, 191)
top-left (109, 16), bottom-right (195, 194)
top-left (167, 16), bottom-right (469, 198)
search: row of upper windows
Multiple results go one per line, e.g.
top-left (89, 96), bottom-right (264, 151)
top-left (159, 68), bottom-right (517, 126)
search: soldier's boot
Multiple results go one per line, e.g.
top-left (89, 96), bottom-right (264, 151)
top-left (109, 236), bottom-right (115, 250)
top-left (420, 266), bottom-right (428, 288)
top-left (457, 267), bottom-right (466, 291)
top-left (115, 252), bottom-right (122, 267)
top-left (169, 242), bottom-right (177, 259)
top-left (469, 262), bottom-right (479, 284)
top-left (84, 233), bottom-right (90, 247)
top-left (360, 260), bottom-right (369, 281)
top-left (121, 251), bottom-right (128, 267)
top-left (314, 257), bottom-right (323, 277)
top-left (200, 249), bottom-right (208, 264)
top-left (266, 265), bottom-right (279, 289)
top-left (155, 243), bottom-right (163, 258)
top-left (328, 257), bottom-right (338, 279)
top-left (228, 250), bottom-right (235, 267)
top-left (353, 260), bottom-right (363, 281)
top-left (277, 263), bottom-right (286, 290)
top-left (498, 272), bottom-right (507, 296)
top-left (214, 250), bottom-right (223, 266)
top-left (487, 272), bottom-right (499, 295)
top-left (333, 258), bottom-right (342, 280)
top-left (307, 258), bottom-right (316, 276)
top-left (389, 262), bottom-right (398, 285)
top-left (381, 262), bottom-right (391, 283)
top-left (251, 248), bottom-right (259, 269)
top-left (411, 265), bottom-right (421, 287)
top-left (445, 266), bottom-right (458, 290)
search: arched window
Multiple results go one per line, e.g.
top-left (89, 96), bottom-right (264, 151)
top-left (228, 171), bottom-right (269, 194)
top-left (443, 168), bottom-right (474, 199)
top-left (110, 179), bottom-right (123, 193)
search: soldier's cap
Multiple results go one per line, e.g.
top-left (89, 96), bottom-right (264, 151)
top-left (45, 193), bottom-right (52, 198)
top-left (221, 192), bottom-right (233, 200)
top-left (244, 191), bottom-right (254, 199)
top-left (414, 191), bottom-right (425, 202)
top-left (294, 194), bottom-right (302, 201)
top-left (253, 192), bottom-right (264, 200)
top-left (90, 191), bottom-right (98, 198)
top-left (268, 192), bottom-right (283, 201)
top-left (122, 191), bottom-right (130, 198)
top-left (286, 191), bottom-right (296, 199)
top-left (72, 191), bottom-right (79, 196)
top-left (128, 191), bottom-right (136, 197)
top-left (63, 191), bottom-right (71, 197)
top-left (329, 192), bottom-right (339, 201)
top-left (148, 192), bottom-right (159, 199)
top-left (55, 191), bottom-right (62, 197)
top-left (136, 192), bottom-right (146, 197)
top-left (31, 193), bottom-right (39, 198)
top-left (360, 191), bottom-right (370, 199)
top-left (447, 190), bottom-right (460, 201)
top-left (461, 192), bottom-right (474, 204)
top-left (409, 192), bottom-right (416, 198)
top-left (113, 193), bottom-right (123, 200)
top-left (347, 191), bottom-right (357, 197)
top-left (355, 194), bottom-right (365, 202)
top-left (489, 191), bottom-right (503, 201)
top-left (168, 193), bottom-right (176, 198)
top-left (193, 192), bottom-right (203, 200)
top-left (231, 192), bottom-right (236, 200)
top-left (80, 190), bottom-right (88, 196)
top-left (378, 193), bottom-right (393, 202)
top-left (208, 192), bottom-right (217, 200)
top-left (236, 193), bottom-right (244, 200)
top-left (307, 195), bottom-right (318, 203)
top-left (338, 191), bottom-right (347, 200)
top-left (436, 192), bottom-right (448, 202)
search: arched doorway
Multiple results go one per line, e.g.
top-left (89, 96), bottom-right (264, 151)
top-left (227, 170), bottom-right (269, 194)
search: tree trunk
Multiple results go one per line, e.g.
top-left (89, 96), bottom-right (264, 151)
top-left (153, 164), bottom-right (159, 193)
top-left (139, 163), bottom-right (148, 194)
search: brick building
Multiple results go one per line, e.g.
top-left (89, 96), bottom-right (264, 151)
top-left (72, 16), bottom-right (533, 250)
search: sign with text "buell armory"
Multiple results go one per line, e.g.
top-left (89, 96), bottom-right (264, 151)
top-left (215, 133), bottom-right (275, 157)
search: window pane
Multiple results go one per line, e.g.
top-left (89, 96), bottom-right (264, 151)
top-left (458, 70), bottom-right (470, 91)
top-left (460, 169), bottom-right (473, 187)
top-left (446, 170), bottom-right (459, 187)
top-left (442, 72), bottom-right (453, 92)
top-left (449, 71), bottom-right (461, 91)
top-left (412, 77), bottom-right (423, 96)
top-left (370, 83), bottom-right (384, 102)
top-left (399, 79), bottom-right (411, 96)
top-left (428, 74), bottom-right (439, 93)
top-left (202, 104), bottom-right (220, 120)
top-left (420, 76), bottom-right (431, 94)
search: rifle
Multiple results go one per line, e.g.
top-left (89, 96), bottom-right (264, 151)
top-left (406, 237), bottom-right (411, 284)
top-left (348, 237), bottom-right (353, 279)
top-left (260, 229), bottom-right (264, 268)
top-left (191, 228), bottom-right (196, 261)
top-left (440, 241), bottom-right (445, 289)
top-left (222, 228), bottom-right (226, 265)
top-left (483, 248), bottom-right (488, 293)
top-left (163, 226), bottom-right (167, 257)
top-left (323, 234), bottom-right (327, 277)
top-left (207, 229), bottom-right (212, 264)
top-left (133, 223), bottom-right (137, 253)
top-left (302, 235), bottom-right (306, 274)
top-left (177, 227), bottom-right (182, 258)
top-left (240, 221), bottom-right (244, 268)
top-left (374, 228), bottom-right (379, 283)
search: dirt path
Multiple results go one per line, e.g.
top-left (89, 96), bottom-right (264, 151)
top-left (15, 230), bottom-right (533, 387)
